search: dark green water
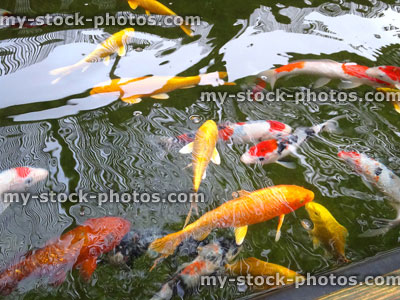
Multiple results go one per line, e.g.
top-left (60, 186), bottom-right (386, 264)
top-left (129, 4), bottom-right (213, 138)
top-left (0, 0), bottom-right (400, 299)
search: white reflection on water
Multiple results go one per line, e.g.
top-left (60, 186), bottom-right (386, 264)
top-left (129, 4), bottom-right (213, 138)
top-left (221, 5), bottom-right (400, 81)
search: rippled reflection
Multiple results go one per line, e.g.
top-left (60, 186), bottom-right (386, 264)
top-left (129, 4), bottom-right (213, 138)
top-left (0, 0), bottom-right (400, 299)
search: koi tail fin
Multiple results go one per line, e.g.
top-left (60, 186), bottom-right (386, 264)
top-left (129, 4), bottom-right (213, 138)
top-left (359, 218), bottom-right (400, 237)
top-left (151, 282), bottom-right (174, 300)
top-left (49, 62), bottom-right (83, 84)
top-left (318, 116), bottom-right (345, 135)
top-left (180, 24), bottom-right (194, 37)
top-left (183, 194), bottom-right (199, 229)
top-left (148, 230), bottom-right (187, 257)
top-left (257, 69), bottom-right (278, 89)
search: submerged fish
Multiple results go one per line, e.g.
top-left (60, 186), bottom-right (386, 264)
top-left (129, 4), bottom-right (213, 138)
top-left (50, 28), bottom-right (136, 83)
top-left (0, 167), bottom-right (48, 214)
top-left (127, 0), bottom-right (193, 36)
top-left (179, 120), bottom-right (220, 228)
top-left (226, 257), bottom-right (304, 289)
top-left (163, 120), bottom-right (292, 147)
top-left (338, 151), bottom-right (400, 236)
top-left (90, 71), bottom-right (235, 104)
top-left (376, 87), bottom-right (400, 114)
top-left (301, 202), bottom-right (349, 262)
top-left (367, 66), bottom-right (400, 89)
top-left (0, 217), bottom-right (130, 295)
top-left (151, 240), bottom-right (238, 300)
top-left (258, 60), bottom-right (392, 89)
top-left (240, 117), bottom-right (341, 168)
top-left (148, 185), bottom-right (314, 260)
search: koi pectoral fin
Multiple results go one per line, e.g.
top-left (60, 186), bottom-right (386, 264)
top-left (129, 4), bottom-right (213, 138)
top-left (121, 96), bottom-right (142, 104)
top-left (127, 0), bottom-right (139, 9)
top-left (118, 45), bottom-right (127, 57)
top-left (211, 148), bottom-right (221, 165)
top-left (313, 77), bottom-right (331, 89)
top-left (234, 225), bottom-right (248, 245)
top-left (151, 93), bottom-right (170, 100)
top-left (275, 214), bottom-right (285, 242)
top-left (338, 80), bottom-right (363, 89)
top-left (179, 142), bottom-right (194, 154)
top-left (79, 256), bottom-right (98, 281)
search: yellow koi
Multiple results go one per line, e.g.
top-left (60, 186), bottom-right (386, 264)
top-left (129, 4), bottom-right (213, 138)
top-left (226, 257), bottom-right (305, 289)
top-left (179, 120), bottom-right (220, 228)
top-left (50, 28), bottom-right (135, 83)
top-left (376, 87), bottom-right (400, 114)
top-left (302, 202), bottom-right (349, 263)
top-left (127, 0), bottom-right (193, 36)
top-left (90, 71), bottom-right (235, 104)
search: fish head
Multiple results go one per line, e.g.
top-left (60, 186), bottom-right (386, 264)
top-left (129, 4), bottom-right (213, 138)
top-left (304, 202), bottom-right (330, 225)
top-left (267, 120), bottom-right (292, 137)
top-left (288, 186), bottom-right (314, 211)
top-left (83, 217), bottom-right (131, 253)
top-left (240, 139), bottom-right (279, 164)
top-left (338, 151), bottom-right (362, 170)
top-left (366, 66), bottom-right (400, 87)
top-left (197, 120), bottom-right (219, 142)
top-left (7, 167), bottom-right (48, 191)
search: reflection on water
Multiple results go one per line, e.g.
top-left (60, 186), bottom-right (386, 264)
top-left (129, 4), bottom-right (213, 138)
top-left (0, 0), bottom-right (400, 299)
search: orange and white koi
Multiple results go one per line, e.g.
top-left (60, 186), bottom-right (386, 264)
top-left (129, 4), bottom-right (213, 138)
top-left (151, 240), bottom-right (238, 300)
top-left (0, 167), bottom-right (48, 214)
top-left (179, 120), bottom-right (220, 228)
top-left (226, 257), bottom-right (304, 289)
top-left (90, 71), bottom-right (235, 104)
top-left (148, 185), bottom-right (314, 260)
top-left (126, 0), bottom-right (193, 37)
top-left (257, 60), bottom-right (392, 89)
top-left (50, 28), bottom-right (135, 83)
top-left (164, 120), bottom-right (292, 148)
top-left (241, 117), bottom-right (341, 167)
top-left (338, 151), bottom-right (400, 236)
top-left (0, 217), bottom-right (130, 295)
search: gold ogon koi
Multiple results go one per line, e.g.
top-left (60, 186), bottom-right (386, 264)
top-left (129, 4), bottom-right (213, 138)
top-left (50, 28), bottom-right (135, 83)
top-left (148, 185), bottom-right (314, 263)
top-left (127, 0), bottom-right (193, 37)
top-left (179, 120), bottom-right (220, 228)
top-left (376, 87), bottom-right (400, 114)
top-left (225, 257), bottom-right (305, 289)
top-left (90, 71), bottom-right (235, 104)
top-left (301, 202), bottom-right (349, 263)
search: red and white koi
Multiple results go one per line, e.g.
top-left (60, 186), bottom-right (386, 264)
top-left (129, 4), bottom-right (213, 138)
top-left (0, 167), bottom-right (48, 214)
top-left (338, 151), bottom-right (400, 236)
top-left (151, 240), bottom-right (238, 300)
top-left (163, 120), bottom-right (292, 147)
top-left (366, 66), bottom-right (400, 89)
top-left (257, 60), bottom-right (392, 89)
top-left (241, 118), bottom-right (341, 167)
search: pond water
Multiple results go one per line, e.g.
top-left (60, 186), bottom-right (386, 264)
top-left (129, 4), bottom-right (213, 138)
top-left (0, 0), bottom-right (400, 299)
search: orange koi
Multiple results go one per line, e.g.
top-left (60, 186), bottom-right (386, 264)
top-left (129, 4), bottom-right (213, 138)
top-left (148, 185), bottom-right (314, 260)
top-left (0, 217), bottom-right (131, 295)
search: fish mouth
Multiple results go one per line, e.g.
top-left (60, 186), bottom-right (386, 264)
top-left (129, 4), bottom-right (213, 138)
top-left (240, 153), bottom-right (255, 164)
top-left (33, 168), bottom-right (49, 182)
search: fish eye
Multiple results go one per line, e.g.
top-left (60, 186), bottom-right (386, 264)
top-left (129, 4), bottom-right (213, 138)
top-left (258, 157), bottom-right (265, 161)
top-left (25, 178), bottom-right (33, 185)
